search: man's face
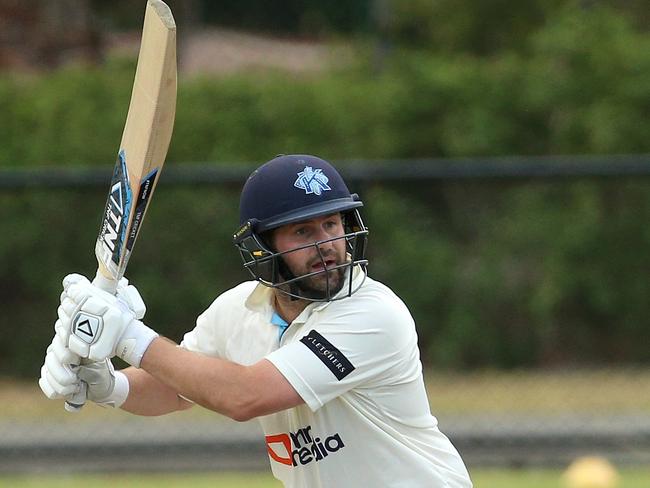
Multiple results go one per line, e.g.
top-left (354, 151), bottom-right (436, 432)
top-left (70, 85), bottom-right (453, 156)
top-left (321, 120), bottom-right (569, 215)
top-left (272, 213), bottom-right (348, 299)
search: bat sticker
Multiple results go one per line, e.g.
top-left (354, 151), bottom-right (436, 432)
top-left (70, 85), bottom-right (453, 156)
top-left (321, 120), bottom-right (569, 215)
top-left (125, 167), bottom-right (159, 257)
top-left (96, 149), bottom-right (133, 274)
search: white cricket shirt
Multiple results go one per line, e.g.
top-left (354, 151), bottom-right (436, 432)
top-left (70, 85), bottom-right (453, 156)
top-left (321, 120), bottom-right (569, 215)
top-left (182, 268), bottom-right (472, 488)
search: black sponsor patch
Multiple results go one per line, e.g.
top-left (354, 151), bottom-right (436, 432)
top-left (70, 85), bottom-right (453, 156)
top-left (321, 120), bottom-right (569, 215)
top-left (300, 330), bottom-right (355, 380)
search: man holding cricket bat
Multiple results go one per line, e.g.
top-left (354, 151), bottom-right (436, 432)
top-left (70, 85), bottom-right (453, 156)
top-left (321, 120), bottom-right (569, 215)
top-left (40, 154), bottom-right (472, 487)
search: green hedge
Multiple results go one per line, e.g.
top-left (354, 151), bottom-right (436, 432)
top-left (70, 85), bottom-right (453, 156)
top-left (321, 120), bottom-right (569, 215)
top-left (2, 4), bottom-right (650, 377)
top-left (2, 5), bottom-right (649, 165)
top-left (4, 179), bottom-right (650, 378)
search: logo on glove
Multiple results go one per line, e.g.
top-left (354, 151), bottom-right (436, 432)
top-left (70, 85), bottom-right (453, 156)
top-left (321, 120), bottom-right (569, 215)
top-left (73, 312), bottom-right (103, 345)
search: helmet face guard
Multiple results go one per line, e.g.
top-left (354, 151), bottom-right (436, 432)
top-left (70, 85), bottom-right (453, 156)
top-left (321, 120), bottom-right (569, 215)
top-left (234, 209), bottom-right (369, 302)
top-left (233, 154), bottom-right (370, 302)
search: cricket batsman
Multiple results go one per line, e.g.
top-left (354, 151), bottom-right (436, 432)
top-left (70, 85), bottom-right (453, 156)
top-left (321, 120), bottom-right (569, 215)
top-left (40, 154), bottom-right (473, 487)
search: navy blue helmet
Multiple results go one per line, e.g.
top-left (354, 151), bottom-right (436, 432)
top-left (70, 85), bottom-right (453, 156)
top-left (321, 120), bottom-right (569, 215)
top-left (233, 154), bottom-right (368, 301)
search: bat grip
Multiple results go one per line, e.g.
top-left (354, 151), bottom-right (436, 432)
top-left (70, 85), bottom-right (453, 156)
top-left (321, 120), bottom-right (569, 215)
top-left (65, 382), bottom-right (87, 413)
top-left (93, 271), bottom-right (118, 293)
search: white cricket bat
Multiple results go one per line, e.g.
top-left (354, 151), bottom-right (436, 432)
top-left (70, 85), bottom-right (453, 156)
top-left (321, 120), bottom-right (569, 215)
top-left (65, 0), bottom-right (177, 412)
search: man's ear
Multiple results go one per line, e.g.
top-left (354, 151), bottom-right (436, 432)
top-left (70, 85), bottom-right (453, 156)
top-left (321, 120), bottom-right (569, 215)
top-left (260, 230), bottom-right (276, 252)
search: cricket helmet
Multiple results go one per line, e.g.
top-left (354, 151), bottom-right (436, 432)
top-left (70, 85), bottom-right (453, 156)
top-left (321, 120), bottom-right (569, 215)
top-left (233, 154), bottom-right (368, 301)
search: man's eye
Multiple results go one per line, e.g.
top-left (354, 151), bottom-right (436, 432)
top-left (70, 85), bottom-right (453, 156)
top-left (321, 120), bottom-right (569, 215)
top-left (325, 220), bottom-right (339, 230)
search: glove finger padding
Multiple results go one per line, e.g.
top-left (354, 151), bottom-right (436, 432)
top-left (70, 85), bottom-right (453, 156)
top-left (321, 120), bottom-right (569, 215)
top-left (62, 273), bottom-right (90, 292)
top-left (39, 373), bottom-right (58, 399)
top-left (39, 367), bottom-right (67, 400)
top-left (57, 273), bottom-right (106, 336)
top-left (57, 296), bottom-right (86, 343)
top-left (116, 279), bottom-right (146, 320)
top-left (50, 333), bottom-right (80, 365)
top-left (39, 361), bottom-right (79, 398)
top-left (44, 348), bottom-right (78, 387)
top-left (66, 282), bottom-right (94, 306)
top-left (59, 274), bottom-right (91, 309)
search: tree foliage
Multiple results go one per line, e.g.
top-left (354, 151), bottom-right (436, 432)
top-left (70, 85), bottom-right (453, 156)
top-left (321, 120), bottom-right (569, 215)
top-left (1, 2), bottom-right (650, 376)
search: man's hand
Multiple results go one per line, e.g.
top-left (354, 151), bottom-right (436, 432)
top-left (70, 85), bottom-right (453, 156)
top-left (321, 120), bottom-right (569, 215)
top-left (57, 274), bottom-right (158, 367)
top-left (39, 333), bottom-right (81, 400)
top-left (39, 333), bottom-right (128, 408)
top-left (77, 359), bottom-right (131, 408)
top-left (61, 273), bottom-right (147, 320)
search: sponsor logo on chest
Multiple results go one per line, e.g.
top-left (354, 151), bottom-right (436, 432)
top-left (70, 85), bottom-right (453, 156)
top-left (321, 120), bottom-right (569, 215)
top-left (265, 425), bottom-right (345, 467)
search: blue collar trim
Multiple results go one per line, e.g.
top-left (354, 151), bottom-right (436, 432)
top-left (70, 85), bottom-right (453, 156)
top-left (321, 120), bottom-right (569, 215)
top-left (271, 311), bottom-right (289, 340)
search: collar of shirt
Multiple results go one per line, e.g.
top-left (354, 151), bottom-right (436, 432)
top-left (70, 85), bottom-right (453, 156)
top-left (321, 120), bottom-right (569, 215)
top-left (270, 311), bottom-right (289, 339)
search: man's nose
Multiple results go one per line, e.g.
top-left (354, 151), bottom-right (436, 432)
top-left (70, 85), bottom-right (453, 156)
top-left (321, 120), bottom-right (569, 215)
top-left (315, 227), bottom-right (336, 250)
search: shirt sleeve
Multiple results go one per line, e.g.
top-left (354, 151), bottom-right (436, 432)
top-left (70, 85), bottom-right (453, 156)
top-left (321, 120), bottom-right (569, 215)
top-left (180, 301), bottom-right (225, 357)
top-left (266, 295), bottom-right (420, 411)
top-left (179, 284), bottom-right (249, 358)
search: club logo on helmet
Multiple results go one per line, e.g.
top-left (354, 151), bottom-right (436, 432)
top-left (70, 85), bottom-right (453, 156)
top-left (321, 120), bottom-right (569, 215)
top-left (294, 166), bottom-right (331, 196)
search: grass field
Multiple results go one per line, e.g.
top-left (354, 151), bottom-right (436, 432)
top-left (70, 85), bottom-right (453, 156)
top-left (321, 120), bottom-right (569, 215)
top-left (2, 469), bottom-right (650, 488)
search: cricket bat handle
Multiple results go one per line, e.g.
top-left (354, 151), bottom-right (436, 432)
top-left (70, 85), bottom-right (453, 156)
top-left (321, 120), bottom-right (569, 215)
top-left (64, 382), bottom-right (87, 413)
top-left (64, 270), bottom-right (118, 412)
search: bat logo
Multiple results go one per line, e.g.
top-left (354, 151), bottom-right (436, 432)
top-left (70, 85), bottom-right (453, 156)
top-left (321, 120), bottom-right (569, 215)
top-left (103, 181), bottom-right (124, 252)
top-left (98, 150), bottom-right (133, 267)
top-left (125, 168), bottom-right (159, 253)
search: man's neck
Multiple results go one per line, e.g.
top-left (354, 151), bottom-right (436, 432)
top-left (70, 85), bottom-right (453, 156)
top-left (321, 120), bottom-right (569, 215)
top-left (273, 291), bottom-right (310, 324)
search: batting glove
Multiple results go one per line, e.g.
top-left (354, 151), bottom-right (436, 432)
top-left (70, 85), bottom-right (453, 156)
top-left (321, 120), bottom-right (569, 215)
top-left (57, 273), bottom-right (158, 367)
top-left (61, 273), bottom-right (147, 320)
top-left (77, 359), bottom-right (129, 408)
top-left (39, 333), bottom-right (129, 408)
top-left (39, 332), bottom-right (82, 400)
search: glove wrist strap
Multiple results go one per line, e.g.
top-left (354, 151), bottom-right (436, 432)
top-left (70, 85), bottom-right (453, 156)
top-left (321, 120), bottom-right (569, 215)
top-left (95, 371), bottom-right (129, 409)
top-left (117, 321), bottom-right (159, 368)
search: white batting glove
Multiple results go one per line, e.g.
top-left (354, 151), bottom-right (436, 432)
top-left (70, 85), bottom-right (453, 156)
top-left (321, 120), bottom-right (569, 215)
top-left (77, 359), bottom-right (129, 408)
top-left (57, 274), bottom-right (158, 367)
top-left (115, 277), bottom-right (147, 320)
top-left (39, 333), bottom-right (129, 408)
top-left (39, 333), bottom-right (82, 400)
top-left (62, 273), bottom-right (147, 320)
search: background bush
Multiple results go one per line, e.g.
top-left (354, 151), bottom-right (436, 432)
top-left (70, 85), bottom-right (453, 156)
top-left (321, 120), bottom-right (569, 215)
top-left (1, 1), bottom-right (650, 377)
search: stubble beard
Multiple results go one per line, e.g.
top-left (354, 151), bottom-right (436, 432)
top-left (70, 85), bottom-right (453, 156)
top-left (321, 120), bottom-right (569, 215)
top-left (295, 266), bottom-right (346, 300)
top-left (283, 251), bottom-right (348, 300)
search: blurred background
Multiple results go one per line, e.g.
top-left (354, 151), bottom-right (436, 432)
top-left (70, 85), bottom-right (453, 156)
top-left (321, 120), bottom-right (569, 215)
top-left (1, 0), bottom-right (650, 484)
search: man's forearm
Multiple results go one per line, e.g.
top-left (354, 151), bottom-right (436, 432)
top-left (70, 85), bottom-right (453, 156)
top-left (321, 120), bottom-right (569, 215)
top-left (138, 337), bottom-right (256, 421)
top-left (121, 365), bottom-right (193, 416)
